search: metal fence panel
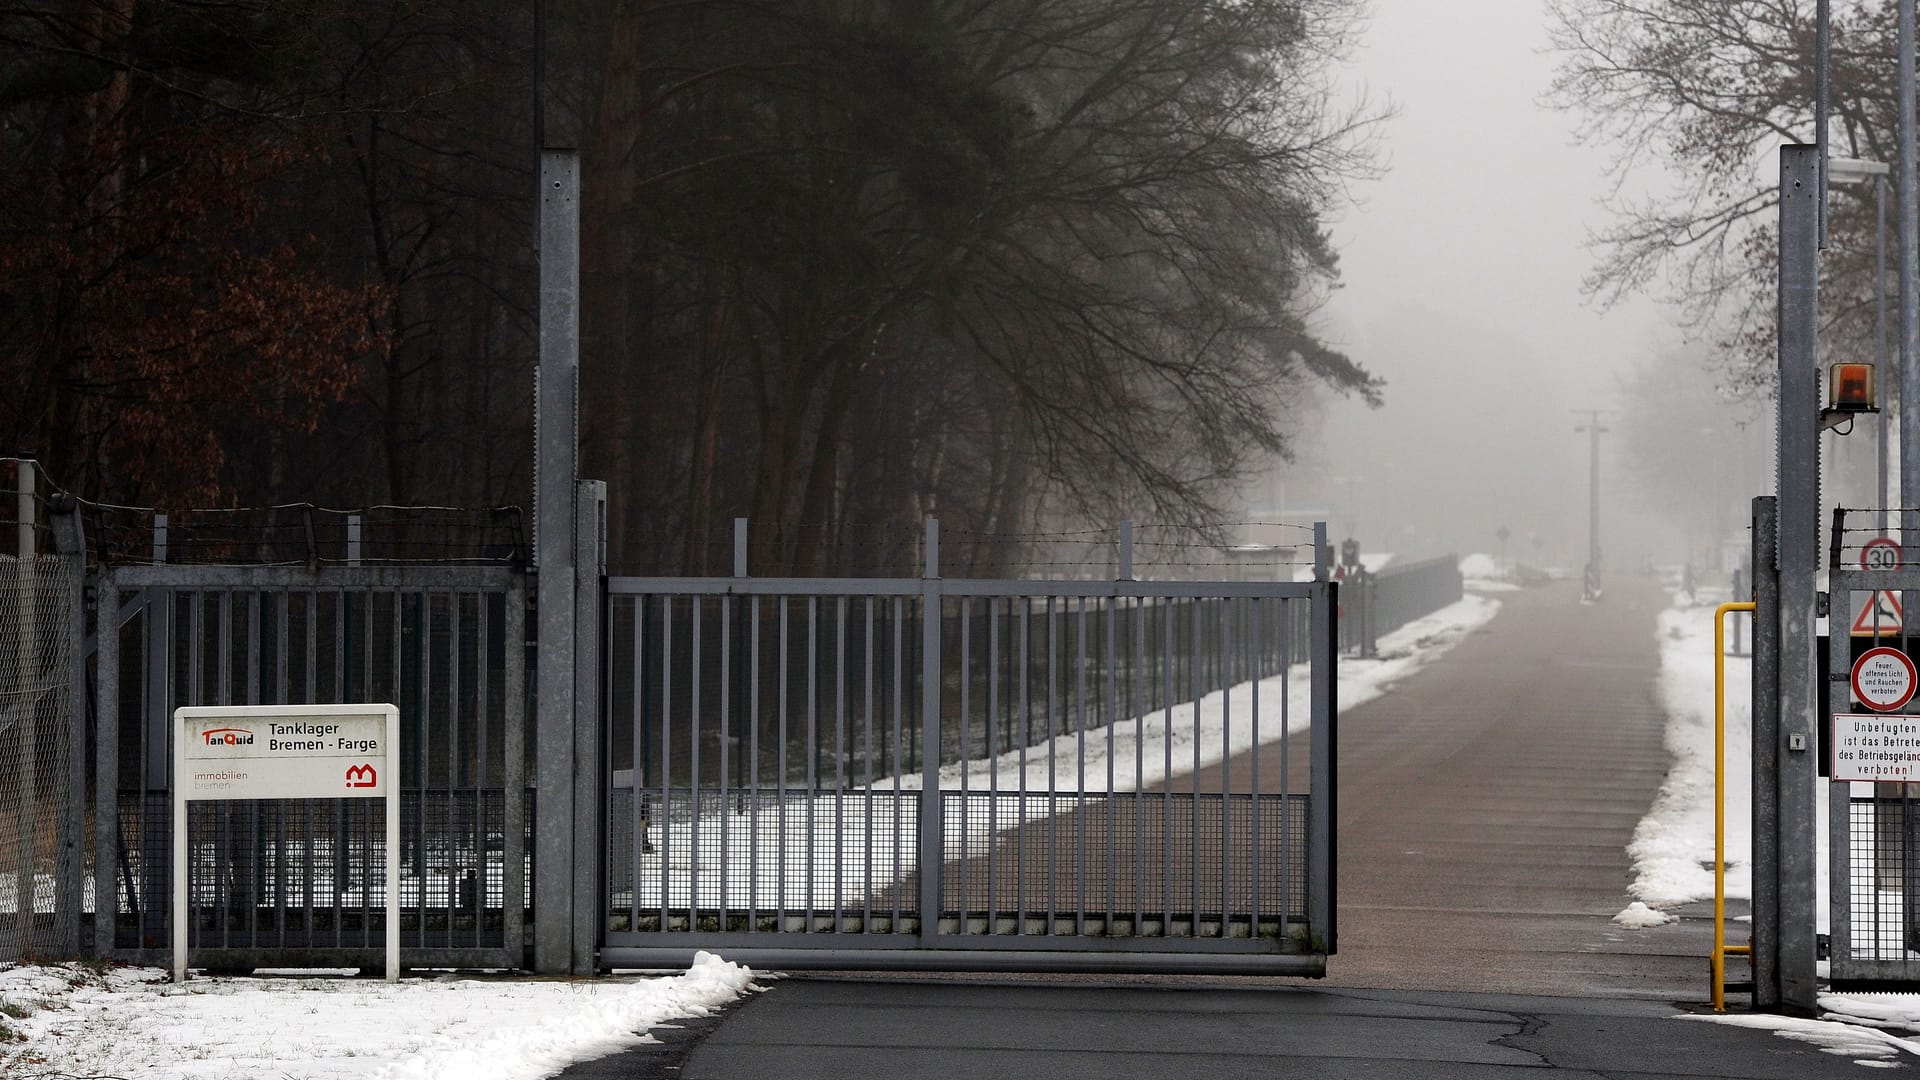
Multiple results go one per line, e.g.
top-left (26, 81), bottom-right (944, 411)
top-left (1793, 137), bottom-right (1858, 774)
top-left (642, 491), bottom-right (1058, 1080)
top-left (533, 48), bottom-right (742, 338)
top-left (601, 576), bottom-right (1333, 973)
top-left (95, 565), bottom-right (529, 968)
top-left (1825, 558), bottom-right (1920, 984)
top-left (0, 552), bottom-right (79, 961)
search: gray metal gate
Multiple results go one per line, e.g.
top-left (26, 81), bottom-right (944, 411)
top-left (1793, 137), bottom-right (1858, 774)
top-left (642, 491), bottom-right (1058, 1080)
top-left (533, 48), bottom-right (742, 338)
top-left (1824, 513), bottom-right (1920, 985)
top-left (93, 564), bottom-right (530, 968)
top-left (598, 531), bottom-right (1337, 974)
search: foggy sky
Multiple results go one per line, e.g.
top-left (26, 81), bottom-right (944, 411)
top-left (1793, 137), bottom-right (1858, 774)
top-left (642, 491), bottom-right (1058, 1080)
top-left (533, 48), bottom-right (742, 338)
top-left (1289, 0), bottom-right (1677, 570)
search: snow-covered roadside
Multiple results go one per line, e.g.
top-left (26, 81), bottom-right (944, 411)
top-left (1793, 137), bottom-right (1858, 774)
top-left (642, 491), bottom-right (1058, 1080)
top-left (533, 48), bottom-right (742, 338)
top-left (1618, 600), bottom-right (1755, 914)
top-left (0, 953), bottom-right (758, 1080)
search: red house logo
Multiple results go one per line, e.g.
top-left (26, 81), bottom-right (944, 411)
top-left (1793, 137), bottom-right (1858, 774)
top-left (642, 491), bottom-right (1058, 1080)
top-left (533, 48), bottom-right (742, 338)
top-left (344, 763), bottom-right (378, 789)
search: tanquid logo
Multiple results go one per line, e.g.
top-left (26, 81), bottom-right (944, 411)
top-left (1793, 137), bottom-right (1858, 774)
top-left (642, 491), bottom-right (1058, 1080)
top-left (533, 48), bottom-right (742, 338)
top-left (345, 763), bottom-right (378, 789)
top-left (201, 728), bottom-right (254, 747)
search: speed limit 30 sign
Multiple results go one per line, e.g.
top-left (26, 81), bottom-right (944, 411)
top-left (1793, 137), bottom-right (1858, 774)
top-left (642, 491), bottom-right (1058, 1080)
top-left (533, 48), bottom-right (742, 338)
top-left (1863, 536), bottom-right (1904, 572)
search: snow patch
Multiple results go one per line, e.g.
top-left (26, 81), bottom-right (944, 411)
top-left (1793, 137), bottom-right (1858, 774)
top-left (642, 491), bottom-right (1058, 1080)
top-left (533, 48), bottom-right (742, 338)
top-left (0, 955), bottom-right (757, 1080)
top-left (1613, 901), bottom-right (1674, 929)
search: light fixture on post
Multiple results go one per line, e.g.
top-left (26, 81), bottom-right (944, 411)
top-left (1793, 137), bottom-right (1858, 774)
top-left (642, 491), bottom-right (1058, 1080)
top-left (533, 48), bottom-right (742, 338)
top-left (1823, 361), bottom-right (1879, 431)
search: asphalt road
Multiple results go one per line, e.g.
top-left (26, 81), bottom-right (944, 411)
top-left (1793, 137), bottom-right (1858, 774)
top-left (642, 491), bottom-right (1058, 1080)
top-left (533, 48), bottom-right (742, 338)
top-left (1310, 573), bottom-right (1721, 996)
top-left (561, 978), bottom-right (1865, 1080)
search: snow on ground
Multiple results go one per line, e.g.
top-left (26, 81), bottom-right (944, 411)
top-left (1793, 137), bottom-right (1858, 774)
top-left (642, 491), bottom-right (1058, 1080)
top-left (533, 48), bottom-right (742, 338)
top-left (1620, 596), bottom-right (1755, 913)
top-left (0, 953), bottom-right (757, 1080)
top-left (1683, 1007), bottom-right (1917, 1068)
top-left (1613, 901), bottom-right (1673, 929)
top-left (1623, 590), bottom-right (1832, 928)
top-left (1458, 552), bottom-right (1520, 592)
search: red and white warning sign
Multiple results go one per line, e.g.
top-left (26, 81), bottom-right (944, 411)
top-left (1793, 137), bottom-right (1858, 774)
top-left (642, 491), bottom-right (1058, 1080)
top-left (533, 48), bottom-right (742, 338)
top-left (1852, 590), bottom-right (1906, 637)
top-left (1863, 536), bottom-right (1905, 571)
top-left (1852, 646), bottom-right (1919, 712)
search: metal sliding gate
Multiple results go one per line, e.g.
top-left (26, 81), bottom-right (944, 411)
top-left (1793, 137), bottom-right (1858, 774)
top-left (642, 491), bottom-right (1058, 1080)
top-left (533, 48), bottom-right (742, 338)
top-left (1826, 514), bottom-right (1920, 985)
top-left (598, 570), bottom-right (1336, 974)
top-left (93, 564), bottom-right (530, 968)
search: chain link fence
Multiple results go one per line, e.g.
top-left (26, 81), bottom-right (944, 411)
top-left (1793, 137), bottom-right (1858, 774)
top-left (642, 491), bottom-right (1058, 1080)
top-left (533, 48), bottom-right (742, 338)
top-left (0, 551), bottom-right (80, 961)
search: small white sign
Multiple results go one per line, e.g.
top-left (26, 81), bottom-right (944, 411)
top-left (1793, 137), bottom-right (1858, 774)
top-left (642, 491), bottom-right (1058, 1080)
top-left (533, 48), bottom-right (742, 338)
top-left (1833, 713), bottom-right (1920, 781)
top-left (1852, 646), bottom-right (1919, 712)
top-left (174, 704), bottom-right (399, 984)
top-left (180, 712), bottom-right (390, 800)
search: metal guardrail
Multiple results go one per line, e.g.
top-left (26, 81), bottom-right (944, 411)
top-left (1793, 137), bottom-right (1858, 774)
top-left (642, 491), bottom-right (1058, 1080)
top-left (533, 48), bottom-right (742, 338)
top-left (1339, 555), bottom-right (1463, 657)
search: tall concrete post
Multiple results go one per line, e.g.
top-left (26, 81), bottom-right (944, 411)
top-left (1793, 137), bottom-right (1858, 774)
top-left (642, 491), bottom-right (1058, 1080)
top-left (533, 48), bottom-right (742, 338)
top-left (534, 148), bottom-right (581, 974)
top-left (1774, 145), bottom-right (1822, 1015)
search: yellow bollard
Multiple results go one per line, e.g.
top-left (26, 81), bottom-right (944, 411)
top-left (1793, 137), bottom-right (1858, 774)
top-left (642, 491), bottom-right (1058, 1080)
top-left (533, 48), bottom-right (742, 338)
top-left (1712, 601), bottom-right (1756, 1013)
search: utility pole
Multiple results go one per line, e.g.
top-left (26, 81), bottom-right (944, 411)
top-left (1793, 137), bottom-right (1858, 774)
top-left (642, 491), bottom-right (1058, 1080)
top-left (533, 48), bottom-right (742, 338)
top-left (1573, 411), bottom-right (1608, 583)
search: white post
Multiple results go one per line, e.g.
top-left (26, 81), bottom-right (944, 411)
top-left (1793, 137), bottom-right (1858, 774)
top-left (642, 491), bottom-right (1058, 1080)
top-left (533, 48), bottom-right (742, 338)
top-left (171, 727), bottom-right (186, 983)
top-left (385, 706), bottom-right (399, 982)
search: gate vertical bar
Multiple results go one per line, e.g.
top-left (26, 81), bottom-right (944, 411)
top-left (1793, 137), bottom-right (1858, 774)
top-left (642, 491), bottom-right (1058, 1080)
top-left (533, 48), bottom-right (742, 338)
top-left (55, 505), bottom-right (86, 956)
top-left (1776, 144), bottom-right (1821, 1013)
top-left (94, 576), bottom-right (120, 958)
top-left (505, 572), bottom-right (529, 964)
top-left (1752, 495), bottom-right (1782, 1007)
top-left (572, 480), bottom-right (605, 973)
top-left (1309, 522), bottom-right (1336, 953)
top-left (534, 146), bottom-right (580, 975)
top-left (918, 519), bottom-right (941, 941)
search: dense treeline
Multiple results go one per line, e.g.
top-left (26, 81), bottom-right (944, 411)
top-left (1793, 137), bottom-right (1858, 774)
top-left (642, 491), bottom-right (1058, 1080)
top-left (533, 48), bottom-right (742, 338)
top-left (2, 0), bottom-right (1380, 574)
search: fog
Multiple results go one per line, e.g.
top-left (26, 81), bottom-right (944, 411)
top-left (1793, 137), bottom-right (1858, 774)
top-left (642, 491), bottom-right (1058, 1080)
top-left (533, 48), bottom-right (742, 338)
top-left (1255, 0), bottom-right (1743, 575)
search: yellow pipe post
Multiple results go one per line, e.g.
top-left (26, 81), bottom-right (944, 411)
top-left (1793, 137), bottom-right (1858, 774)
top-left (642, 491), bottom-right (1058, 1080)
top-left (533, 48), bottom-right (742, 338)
top-left (1713, 601), bottom-right (1756, 1012)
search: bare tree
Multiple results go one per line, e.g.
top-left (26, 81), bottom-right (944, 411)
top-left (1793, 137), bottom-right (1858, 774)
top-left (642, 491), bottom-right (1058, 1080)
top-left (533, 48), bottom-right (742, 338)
top-left (1547, 0), bottom-right (1893, 391)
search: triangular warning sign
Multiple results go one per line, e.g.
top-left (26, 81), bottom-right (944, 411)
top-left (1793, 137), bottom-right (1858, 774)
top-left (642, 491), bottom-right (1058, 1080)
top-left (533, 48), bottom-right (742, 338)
top-left (1853, 590), bottom-right (1906, 636)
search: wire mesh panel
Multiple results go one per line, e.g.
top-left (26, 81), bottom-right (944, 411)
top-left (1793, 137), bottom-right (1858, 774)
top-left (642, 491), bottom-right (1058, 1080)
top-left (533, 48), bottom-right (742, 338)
top-left (601, 574), bottom-right (1334, 973)
top-left (95, 565), bottom-right (528, 967)
top-left (0, 552), bottom-right (80, 961)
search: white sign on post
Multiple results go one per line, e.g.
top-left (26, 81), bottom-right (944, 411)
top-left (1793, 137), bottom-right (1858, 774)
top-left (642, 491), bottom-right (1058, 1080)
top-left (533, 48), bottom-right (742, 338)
top-left (1851, 646), bottom-right (1920, 712)
top-left (1833, 712), bottom-right (1920, 781)
top-left (174, 704), bottom-right (399, 983)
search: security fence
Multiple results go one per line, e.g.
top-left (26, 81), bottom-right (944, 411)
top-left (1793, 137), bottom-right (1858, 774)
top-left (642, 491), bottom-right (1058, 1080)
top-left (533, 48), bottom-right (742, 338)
top-left (0, 452), bottom-right (1345, 976)
top-left (93, 564), bottom-right (530, 968)
top-left (1825, 528), bottom-right (1920, 985)
top-left (0, 459), bottom-right (86, 963)
top-left (1339, 554), bottom-right (1464, 657)
top-left (598, 535), bottom-right (1338, 974)
top-left (0, 551), bottom-right (82, 962)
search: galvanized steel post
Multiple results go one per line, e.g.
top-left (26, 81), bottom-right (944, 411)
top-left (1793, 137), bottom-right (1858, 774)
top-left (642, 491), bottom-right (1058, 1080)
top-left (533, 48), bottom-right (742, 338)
top-left (1309, 522), bottom-right (1336, 953)
top-left (52, 503), bottom-right (85, 957)
top-left (93, 576), bottom-right (118, 960)
top-left (534, 147), bottom-right (581, 974)
top-left (1902, 0), bottom-right (1918, 522)
top-left (571, 480), bottom-right (605, 973)
top-left (1775, 146), bottom-right (1822, 1014)
top-left (1751, 495), bottom-right (1782, 1008)
top-left (917, 519), bottom-right (942, 940)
